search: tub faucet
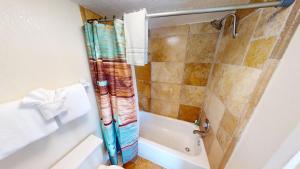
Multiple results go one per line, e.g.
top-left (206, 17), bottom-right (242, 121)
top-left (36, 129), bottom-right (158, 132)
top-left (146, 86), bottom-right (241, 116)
top-left (193, 119), bottom-right (210, 138)
top-left (193, 130), bottom-right (207, 138)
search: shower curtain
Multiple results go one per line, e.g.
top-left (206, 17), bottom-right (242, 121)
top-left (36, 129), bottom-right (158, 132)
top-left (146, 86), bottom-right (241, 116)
top-left (83, 20), bottom-right (138, 165)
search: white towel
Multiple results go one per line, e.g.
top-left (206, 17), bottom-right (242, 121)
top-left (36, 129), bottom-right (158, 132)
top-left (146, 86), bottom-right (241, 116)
top-left (22, 88), bottom-right (68, 120)
top-left (0, 100), bottom-right (59, 160)
top-left (57, 84), bottom-right (91, 124)
top-left (124, 8), bottom-right (148, 66)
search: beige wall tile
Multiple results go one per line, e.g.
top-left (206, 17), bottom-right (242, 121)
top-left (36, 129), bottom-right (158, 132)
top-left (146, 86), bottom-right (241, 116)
top-left (137, 80), bottom-right (151, 98)
top-left (223, 66), bottom-right (261, 117)
top-left (219, 137), bottom-right (238, 169)
top-left (183, 63), bottom-right (211, 86)
top-left (203, 128), bottom-right (215, 155)
top-left (270, 0), bottom-right (300, 60)
top-left (193, 3), bottom-right (295, 168)
top-left (150, 25), bottom-right (189, 38)
top-left (210, 64), bottom-right (261, 117)
top-left (209, 64), bottom-right (232, 101)
top-left (208, 64), bottom-right (223, 92)
top-left (204, 89), bottom-right (225, 132)
top-left (254, 7), bottom-right (291, 38)
top-left (151, 82), bottom-right (181, 101)
top-left (138, 96), bottom-right (151, 112)
top-left (216, 127), bottom-right (232, 152)
top-left (244, 36), bottom-right (277, 68)
top-left (151, 62), bottom-right (185, 84)
top-left (251, 59), bottom-right (279, 107)
top-left (235, 60), bottom-right (280, 156)
top-left (216, 11), bottom-right (260, 65)
top-left (151, 98), bottom-right (179, 118)
top-left (151, 35), bottom-right (187, 62)
top-left (215, 111), bottom-right (238, 152)
top-left (208, 139), bottom-right (224, 169)
top-left (224, 97), bottom-right (248, 118)
top-left (80, 6), bottom-right (102, 22)
top-left (186, 33), bottom-right (219, 63)
top-left (135, 64), bottom-right (151, 81)
top-left (236, 8), bottom-right (257, 20)
top-left (210, 64), bottom-right (240, 101)
top-left (219, 112), bottom-right (239, 136)
top-left (178, 104), bottom-right (201, 122)
top-left (189, 22), bottom-right (220, 34)
top-left (180, 85), bottom-right (206, 107)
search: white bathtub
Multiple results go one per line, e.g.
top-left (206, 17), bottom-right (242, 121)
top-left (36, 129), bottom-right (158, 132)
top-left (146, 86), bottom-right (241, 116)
top-left (138, 111), bottom-right (210, 169)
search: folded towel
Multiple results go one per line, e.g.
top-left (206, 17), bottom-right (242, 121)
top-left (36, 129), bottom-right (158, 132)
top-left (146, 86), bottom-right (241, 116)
top-left (57, 84), bottom-right (91, 124)
top-left (124, 8), bottom-right (148, 66)
top-left (0, 100), bottom-right (59, 160)
top-left (22, 88), bottom-right (68, 120)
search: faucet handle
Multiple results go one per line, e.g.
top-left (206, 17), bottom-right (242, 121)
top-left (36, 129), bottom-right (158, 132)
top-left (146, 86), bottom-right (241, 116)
top-left (203, 119), bottom-right (210, 131)
top-left (194, 119), bottom-right (201, 126)
top-left (193, 119), bottom-right (210, 138)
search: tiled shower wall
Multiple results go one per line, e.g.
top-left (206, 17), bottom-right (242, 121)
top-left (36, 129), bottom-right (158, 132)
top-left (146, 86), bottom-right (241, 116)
top-left (203, 1), bottom-right (299, 169)
top-left (80, 6), bottom-right (102, 22)
top-left (136, 1), bottom-right (299, 168)
top-left (136, 22), bottom-right (220, 122)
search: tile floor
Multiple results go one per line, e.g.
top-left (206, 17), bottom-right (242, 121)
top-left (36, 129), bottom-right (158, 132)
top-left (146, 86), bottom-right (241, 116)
top-left (123, 156), bottom-right (164, 169)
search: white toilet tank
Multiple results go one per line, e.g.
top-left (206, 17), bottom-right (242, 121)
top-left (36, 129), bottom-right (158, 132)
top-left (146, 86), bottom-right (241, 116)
top-left (50, 135), bottom-right (123, 169)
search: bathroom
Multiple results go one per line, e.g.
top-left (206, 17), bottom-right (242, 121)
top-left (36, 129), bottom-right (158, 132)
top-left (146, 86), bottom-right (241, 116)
top-left (0, 0), bottom-right (300, 169)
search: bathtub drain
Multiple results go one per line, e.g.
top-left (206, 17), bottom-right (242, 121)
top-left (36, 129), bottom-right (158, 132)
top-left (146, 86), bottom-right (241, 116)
top-left (185, 147), bottom-right (190, 152)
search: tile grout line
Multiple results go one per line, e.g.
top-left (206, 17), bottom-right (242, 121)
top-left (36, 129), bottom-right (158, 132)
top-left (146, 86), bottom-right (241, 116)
top-left (250, 5), bottom-right (293, 41)
top-left (203, 20), bottom-right (224, 114)
top-left (240, 9), bottom-right (263, 67)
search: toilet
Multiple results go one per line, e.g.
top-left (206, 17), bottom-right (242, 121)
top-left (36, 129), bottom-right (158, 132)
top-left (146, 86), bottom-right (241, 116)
top-left (51, 135), bottom-right (124, 169)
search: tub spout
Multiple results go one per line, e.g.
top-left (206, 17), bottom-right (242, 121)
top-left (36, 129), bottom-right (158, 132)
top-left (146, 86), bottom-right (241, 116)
top-left (193, 130), bottom-right (205, 134)
top-left (193, 130), bottom-right (207, 138)
top-left (193, 119), bottom-right (210, 138)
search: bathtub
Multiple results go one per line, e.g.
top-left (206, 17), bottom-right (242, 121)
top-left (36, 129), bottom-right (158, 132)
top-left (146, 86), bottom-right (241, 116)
top-left (138, 111), bottom-right (210, 169)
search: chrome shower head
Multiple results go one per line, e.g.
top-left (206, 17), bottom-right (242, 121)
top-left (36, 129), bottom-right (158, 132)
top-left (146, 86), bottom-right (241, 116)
top-left (210, 19), bottom-right (224, 30)
top-left (211, 13), bottom-right (238, 38)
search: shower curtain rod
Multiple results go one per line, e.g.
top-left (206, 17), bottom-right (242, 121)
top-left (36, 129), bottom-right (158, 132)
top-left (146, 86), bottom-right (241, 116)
top-left (86, 0), bottom-right (294, 22)
top-left (146, 0), bottom-right (295, 18)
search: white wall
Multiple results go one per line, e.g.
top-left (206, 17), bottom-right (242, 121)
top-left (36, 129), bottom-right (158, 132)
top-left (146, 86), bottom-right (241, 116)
top-left (263, 122), bottom-right (300, 169)
top-left (0, 0), bottom-right (106, 168)
top-left (225, 26), bottom-right (300, 169)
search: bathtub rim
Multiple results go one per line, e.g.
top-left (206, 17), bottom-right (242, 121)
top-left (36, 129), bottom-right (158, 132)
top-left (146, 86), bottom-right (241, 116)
top-left (139, 137), bottom-right (210, 169)
top-left (138, 111), bottom-right (211, 169)
top-left (139, 110), bottom-right (199, 129)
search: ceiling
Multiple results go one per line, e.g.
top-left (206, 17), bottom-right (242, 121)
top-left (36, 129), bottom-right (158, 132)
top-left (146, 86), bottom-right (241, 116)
top-left (72, 0), bottom-right (249, 28)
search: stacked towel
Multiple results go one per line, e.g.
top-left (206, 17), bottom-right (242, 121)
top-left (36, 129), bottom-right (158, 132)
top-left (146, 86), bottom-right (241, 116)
top-left (124, 8), bottom-right (148, 66)
top-left (22, 83), bottom-right (91, 124)
top-left (0, 100), bottom-right (59, 160)
top-left (57, 84), bottom-right (91, 124)
top-left (0, 83), bottom-right (91, 160)
top-left (22, 88), bottom-right (67, 120)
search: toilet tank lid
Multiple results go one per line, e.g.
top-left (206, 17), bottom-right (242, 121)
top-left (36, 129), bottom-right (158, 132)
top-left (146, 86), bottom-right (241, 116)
top-left (50, 135), bottom-right (103, 169)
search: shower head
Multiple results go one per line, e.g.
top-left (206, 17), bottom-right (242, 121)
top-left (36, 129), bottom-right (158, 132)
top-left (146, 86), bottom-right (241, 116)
top-left (211, 13), bottom-right (238, 38)
top-left (210, 19), bottom-right (224, 30)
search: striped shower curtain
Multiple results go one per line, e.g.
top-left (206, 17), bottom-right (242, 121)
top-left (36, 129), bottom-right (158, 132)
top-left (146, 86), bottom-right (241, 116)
top-left (83, 20), bottom-right (138, 165)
